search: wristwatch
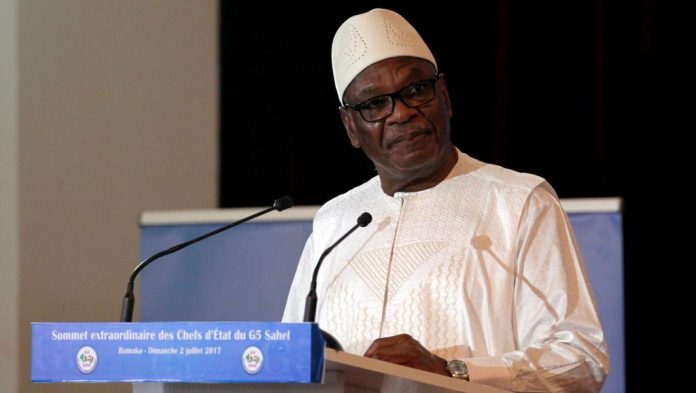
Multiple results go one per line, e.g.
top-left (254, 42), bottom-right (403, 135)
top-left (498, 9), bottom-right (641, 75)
top-left (446, 359), bottom-right (470, 381)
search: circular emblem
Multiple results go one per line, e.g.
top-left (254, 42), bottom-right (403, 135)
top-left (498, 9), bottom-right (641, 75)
top-left (76, 346), bottom-right (98, 374)
top-left (241, 346), bottom-right (263, 374)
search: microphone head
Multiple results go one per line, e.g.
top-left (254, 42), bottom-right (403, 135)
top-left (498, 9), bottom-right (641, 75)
top-left (357, 212), bottom-right (372, 227)
top-left (273, 196), bottom-right (294, 211)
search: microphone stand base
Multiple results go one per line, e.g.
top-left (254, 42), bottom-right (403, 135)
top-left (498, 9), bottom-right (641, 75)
top-left (321, 329), bottom-right (343, 351)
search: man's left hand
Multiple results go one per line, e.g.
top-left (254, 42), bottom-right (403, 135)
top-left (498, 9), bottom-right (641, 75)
top-left (363, 334), bottom-right (448, 376)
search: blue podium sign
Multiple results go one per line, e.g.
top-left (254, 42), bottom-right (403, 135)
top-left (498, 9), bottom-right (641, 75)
top-left (31, 322), bottom-right (324, 383)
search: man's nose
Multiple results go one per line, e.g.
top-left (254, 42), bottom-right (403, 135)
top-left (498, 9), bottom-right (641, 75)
top-left (387, 96), bottom-right (417, 123)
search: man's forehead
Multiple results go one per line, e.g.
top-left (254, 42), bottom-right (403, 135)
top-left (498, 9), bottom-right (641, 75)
top-left (347, 58), bottom-right (435, 98)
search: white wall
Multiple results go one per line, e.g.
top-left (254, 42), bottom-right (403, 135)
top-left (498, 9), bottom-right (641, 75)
top-left (0, 0), bottom-right (20, 391)
top-left (13, 1), bottom-right (218, 392)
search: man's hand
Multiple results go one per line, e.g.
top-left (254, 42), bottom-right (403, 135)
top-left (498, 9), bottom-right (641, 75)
top-left (364, 334), bottom-right (448, 376)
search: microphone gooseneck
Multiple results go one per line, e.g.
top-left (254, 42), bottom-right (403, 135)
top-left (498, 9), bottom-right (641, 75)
top-left (120, 196), bottom-right (294, 322)
top-left (303, 212), bottom-right (372, 350)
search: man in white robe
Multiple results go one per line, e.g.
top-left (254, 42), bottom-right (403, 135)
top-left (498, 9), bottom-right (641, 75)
top-left (283, 8), bottom-right (608, 393)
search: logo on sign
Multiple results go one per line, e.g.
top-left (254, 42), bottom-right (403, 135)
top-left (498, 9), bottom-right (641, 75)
top-left (76, 346), bottom-right (98, 374)
top-left (242, 346), bottom-right (263, 374)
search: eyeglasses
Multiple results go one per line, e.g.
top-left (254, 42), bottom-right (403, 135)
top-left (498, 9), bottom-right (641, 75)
top-left (343, 75), bottom-right (441, 122)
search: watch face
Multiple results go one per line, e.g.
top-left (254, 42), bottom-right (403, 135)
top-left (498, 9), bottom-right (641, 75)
top-left (447, 359), bottom-right (468, 374)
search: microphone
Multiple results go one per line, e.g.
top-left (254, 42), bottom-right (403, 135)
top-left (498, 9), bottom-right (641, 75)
top-left (303, 212), bottom-right (372, 350)
top-left (120, 196), bottom-right (293, 322)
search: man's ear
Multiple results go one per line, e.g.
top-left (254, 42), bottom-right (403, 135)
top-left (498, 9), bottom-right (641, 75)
top-left (339, 107), bottom-right (361, 148)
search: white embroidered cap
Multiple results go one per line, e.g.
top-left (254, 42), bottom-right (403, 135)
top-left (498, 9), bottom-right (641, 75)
top-left (331, 9), bottom-right (438, 104)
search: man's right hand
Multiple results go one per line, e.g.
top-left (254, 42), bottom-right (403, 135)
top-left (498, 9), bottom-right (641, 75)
top-left (363, 334), bottom-right (449, 376)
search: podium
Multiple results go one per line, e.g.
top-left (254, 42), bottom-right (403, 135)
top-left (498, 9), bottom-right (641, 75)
top-left (133, 349), bottom-right (508, 393)
top-left (32, 322), bottom-right (508, 393)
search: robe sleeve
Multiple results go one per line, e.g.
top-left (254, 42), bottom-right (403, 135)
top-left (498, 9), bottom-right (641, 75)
top-left (465, 186), bottom-right (609, 392)
top-left (282, 234), bottom-right (315, 322)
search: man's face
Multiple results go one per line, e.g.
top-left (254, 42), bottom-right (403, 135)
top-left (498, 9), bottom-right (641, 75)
top-left (340, 57), bottom-right (453, 188)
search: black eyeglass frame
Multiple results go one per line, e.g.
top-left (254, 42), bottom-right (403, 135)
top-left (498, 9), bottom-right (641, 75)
top-left (342, 73), bottom-right (443, 122)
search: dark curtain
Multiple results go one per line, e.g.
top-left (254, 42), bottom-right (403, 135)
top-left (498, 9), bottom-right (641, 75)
top-left (220, 1), bottom-right (663, 390)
